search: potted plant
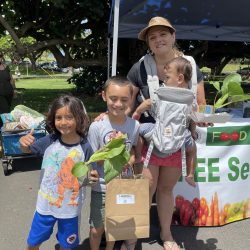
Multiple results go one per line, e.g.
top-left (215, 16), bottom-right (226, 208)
top-left (210, 73), bottom-right (250, 109)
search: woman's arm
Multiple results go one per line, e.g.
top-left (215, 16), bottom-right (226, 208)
top-left (126, 85), bottom-right (139, 116)
top-left (10, 75), bottom-right (16, 89)
top-left (196, 80), bottom-right (213, 127)
top-left (196, 79), bottom-right (206, 105)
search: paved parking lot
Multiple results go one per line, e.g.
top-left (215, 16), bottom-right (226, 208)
top-left (0, 157), bottom-right (250, 250)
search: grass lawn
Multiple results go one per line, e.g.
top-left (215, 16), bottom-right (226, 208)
top-left (14, 78), bottom-right (106, 117)
top-left (12, 74), bottom-right (250, 115)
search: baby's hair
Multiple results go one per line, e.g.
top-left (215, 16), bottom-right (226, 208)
top-left (103, 75), bottom-right (133, 96)
top-left (165, 57), bottom-right (192, 83)
top-left (46, 94), bottom-right (89, 137)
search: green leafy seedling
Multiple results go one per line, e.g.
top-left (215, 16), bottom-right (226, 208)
top-left (71, 134), bottom-right (130, 183)
top-left (104, 148), bottom-right (130, 183)
top-left (211, 73), bottom-right (250, 109)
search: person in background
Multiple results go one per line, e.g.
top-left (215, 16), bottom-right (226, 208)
top-left (19, 95), bottom-right (99, 250)
top-left (0, 53), bottom-right (16, 127)
top-left (88, 76), bottom-right (140, 250)
top-left (127, 17), bottom-right (207, 250)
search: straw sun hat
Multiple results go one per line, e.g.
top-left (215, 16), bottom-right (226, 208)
top-left (138, 16), bottom-right (176, 41)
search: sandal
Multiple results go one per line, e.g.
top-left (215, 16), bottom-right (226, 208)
top-left (163, 241), bottom-right (180, 250)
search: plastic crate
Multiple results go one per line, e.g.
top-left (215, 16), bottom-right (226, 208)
top-left (1, 129), bottom-right (46, 156)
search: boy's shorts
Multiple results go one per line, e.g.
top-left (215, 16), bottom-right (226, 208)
top-left (27, 211), bottom-right (79, 249)
top-left (89, 191), bottom-right (106, 228)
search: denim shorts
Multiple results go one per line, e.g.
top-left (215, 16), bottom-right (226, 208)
top-left (27, 211), bottom-right (79, 249)
top-left (89, 191), bottom-right (106, 228)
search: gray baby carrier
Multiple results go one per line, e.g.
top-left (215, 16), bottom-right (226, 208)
top-left (141, 54), bottom-right (197, 176)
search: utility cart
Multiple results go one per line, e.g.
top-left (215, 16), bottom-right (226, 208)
top-left (0, 128), bottom-right (46, 175)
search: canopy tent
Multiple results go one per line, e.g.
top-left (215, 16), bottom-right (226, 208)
top-left (109, 0), bottom-right (250, 75)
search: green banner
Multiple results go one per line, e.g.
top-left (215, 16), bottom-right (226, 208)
top-left (206, 126), bottom-right (250, 146)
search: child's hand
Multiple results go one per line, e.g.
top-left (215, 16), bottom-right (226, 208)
top-left (185, 175), bottom-right (196, 187)
top-left (97, 160), bottom-right (104, 166)
top-left (122, 162), bottom-right (133, 172)
top-left (88, 169), bottom-right (99, 185)
top-left (19, 128), bottom-right (35, 153)
top-left (132, 111), bottom-right (141, 121)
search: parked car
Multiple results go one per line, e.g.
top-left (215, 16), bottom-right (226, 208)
top-left (39, 61), bottom-right (69, 73)
top-left (237, 66), bottom-right (250, 76)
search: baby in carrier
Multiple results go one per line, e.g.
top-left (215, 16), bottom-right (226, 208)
top-left (133, 57), bottom-right (197, 187)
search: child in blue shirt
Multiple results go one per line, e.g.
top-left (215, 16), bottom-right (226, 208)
top-left (19, 95), bottom-right (99, 250)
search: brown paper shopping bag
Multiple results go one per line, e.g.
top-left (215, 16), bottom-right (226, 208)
top-left (105, 177), bottom-right (150, 241)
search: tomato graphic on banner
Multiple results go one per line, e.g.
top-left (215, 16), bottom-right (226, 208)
top-left (206, 126), bottom-right (250, 146)
top-left (172, 193), bottom-right (250, 227)
top-left (173, 121), bottom-right (250, 227)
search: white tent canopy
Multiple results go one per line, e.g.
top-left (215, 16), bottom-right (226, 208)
top-left (110, 0), bottom-right (250, 75)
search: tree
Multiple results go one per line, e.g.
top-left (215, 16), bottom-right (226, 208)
top-left (178, 40), bottom-right (250, 75)
top-left (116, 39), bottom-right (250, 76)
top-left (0, 0), bottom-right (111, 68)
top-left (1, 0), bottom-right (249, 76)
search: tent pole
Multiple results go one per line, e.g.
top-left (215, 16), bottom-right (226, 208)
top-left (107, 37), bottom-right (110, 78)
top-left (111, 0), bottom-right (120, 76)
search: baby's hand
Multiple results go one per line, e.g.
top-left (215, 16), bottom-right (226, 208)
top-left (19, 128), bottom-right (35, 152)
top-left (185, 175), bottom-right (196, 187)
top-left (132, 111), bottom-right (141, 121)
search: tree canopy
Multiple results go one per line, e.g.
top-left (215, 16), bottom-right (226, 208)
top-left (0, 0), bottom-right (111, 68)
top-left (0, 0), bottom-right (249, 75)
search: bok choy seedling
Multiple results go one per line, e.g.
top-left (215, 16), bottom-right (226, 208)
top-left (71, 134), bottom-right (130, 183)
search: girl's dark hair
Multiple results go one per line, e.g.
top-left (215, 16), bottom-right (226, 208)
top-left (46, 95), bottom-right (89, 137)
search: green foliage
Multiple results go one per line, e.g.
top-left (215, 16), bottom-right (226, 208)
top-left (104, 149), bottom-right (130, 183)
top-left (14, 78), bottom-right (106, 114)
top-left (0, 35), bottom-right (15, 52)
top-left (72, 134), bottom-right (130, 183)
top-left (0, 35), bottom-right (36, 59)
top-left (67, 66), bottom-right (107, 95)
top-left (0, 0), bottom-right (111, 67)
top-left (211, 73), bottom-right (250, 108)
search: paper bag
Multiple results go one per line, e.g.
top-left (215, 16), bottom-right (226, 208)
top-left (105, 178), bottom-right (150, 241)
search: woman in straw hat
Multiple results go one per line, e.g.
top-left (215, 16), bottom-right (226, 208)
top-left (127, 17), bottom-right (207, 250)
